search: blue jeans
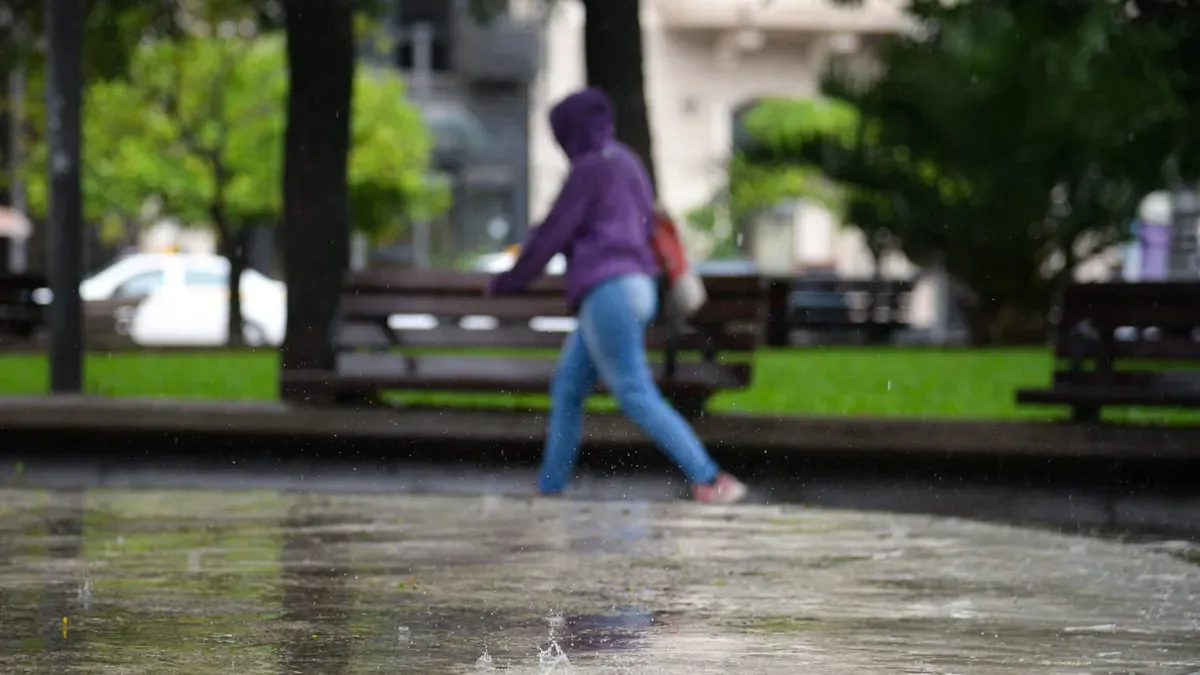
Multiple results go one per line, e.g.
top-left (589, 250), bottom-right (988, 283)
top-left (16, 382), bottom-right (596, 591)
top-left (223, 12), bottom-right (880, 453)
top-left (538, 273), bottom-right (721, 493)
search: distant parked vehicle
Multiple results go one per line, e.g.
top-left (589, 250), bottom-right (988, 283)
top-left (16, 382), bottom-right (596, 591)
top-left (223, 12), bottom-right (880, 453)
top-left (79, 253), bottom-right (287, 346)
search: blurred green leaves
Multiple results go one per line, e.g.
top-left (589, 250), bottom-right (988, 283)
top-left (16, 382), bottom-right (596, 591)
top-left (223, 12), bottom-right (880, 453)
top-left (689, 98), bottom-right (854, 258)
top-left (21, 29), bottom-right (444, 242)
top-left (739, 0), bottom-right (1193, 342)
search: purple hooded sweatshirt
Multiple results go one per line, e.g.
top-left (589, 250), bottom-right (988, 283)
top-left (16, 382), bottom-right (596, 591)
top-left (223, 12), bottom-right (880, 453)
top-left (488, 88), bottom-right (659, 310)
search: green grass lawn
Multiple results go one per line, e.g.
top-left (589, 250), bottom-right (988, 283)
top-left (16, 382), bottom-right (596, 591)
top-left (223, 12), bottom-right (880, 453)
top-left (0, 351), bottom-right (280, 400)
top-left (1, 347), bottom-right (1195, 423)
top-left (0, 347), bottom-right (1056, 418)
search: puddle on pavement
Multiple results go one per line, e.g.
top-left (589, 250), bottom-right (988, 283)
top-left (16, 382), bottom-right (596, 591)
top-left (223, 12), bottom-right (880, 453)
top-left (0, 487), bottom-right (1196, 674)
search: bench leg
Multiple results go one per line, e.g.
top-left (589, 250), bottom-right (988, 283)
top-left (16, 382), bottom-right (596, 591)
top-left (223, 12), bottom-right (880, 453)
top-left (280, 385), bottom-right (337, 407)
top-left (668, 393), bottom-right (710, 420)
top-left (1071, 405), bottom-right (1100, 423)
top-left (333, 390), bottom-right (386, 407)
top-left (280, 380), bottom-right (375, 407)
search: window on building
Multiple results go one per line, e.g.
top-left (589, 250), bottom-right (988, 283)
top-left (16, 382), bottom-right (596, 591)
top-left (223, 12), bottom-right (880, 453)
top-left (731, 98), bottom-right (763, 155)
top-left (395, 0), bottom-right (453, 72)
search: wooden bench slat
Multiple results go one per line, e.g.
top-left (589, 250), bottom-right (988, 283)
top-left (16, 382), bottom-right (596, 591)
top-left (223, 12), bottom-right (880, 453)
top-left (1052, 370), bottom-right (1200, 391)
top-left (1062, 281), bottom-right (1200, 302)
top-left (336, 321), bottom-right (758, 352)
top-left (1060, 305), bottom-right (1200, 331)
top-left (345, 269), bottom-right (763, 296)
top-left (1053, 337), bottom-right (1200, 360)
top-left (0, 274), bottom-right (47, 291)
top-left (0, 274), bottom-right (46, 342)
top-left (1017, 385), bottom-right (1200, 407)
top-left (340, 294), bottom-right (764, 324)
top-left (0, 306), bottom-right (40, 321)
top-left (342, 294), bottom-right (565, 320)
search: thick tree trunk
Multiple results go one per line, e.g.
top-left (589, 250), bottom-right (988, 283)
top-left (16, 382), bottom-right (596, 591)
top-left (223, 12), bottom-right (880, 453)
top-left (581, 0), bottom-right (657, 190)
top-left (281, 0), bottom-right (354, 372)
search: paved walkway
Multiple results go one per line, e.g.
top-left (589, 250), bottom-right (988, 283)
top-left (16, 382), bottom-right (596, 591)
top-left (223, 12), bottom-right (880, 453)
top-left (0, 488), bottom-right (1196, 674)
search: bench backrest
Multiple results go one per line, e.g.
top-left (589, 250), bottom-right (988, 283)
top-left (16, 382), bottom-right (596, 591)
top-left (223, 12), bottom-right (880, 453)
top-left (768, 278), bottom-right (913, 323)
top-left (0, 274), bottom-right (46, 337)
top-left (335, 269), bottom-right (764, 356)
top-left (1055, 282), bottom-right (1200, 359)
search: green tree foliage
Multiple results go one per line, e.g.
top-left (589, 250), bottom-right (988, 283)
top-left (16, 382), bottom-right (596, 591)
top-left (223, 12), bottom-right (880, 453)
top-left (687, 98), bottom-right (853, 258)
top-left (745, 0), bottom-right (1188, 342)
top-left (23, 30), bottom-right (444, 343)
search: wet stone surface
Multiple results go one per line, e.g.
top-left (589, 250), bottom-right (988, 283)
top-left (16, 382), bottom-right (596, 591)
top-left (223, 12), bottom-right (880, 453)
top-left (0, 488), bottom-right (1197, 674)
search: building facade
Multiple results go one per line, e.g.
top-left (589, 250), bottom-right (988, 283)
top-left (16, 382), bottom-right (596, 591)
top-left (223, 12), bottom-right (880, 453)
top-left (523, 0), bottom-right (907, 228)
top-left (381, 0), bottom-right (542, 262)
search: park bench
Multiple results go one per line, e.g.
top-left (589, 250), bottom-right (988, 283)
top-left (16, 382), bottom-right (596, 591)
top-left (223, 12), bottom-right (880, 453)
top-left (765, 276), bottom-right (913, 346)
top-left (280, 269), bottom-right (765, 417)
top-left (0, 273), bottom-right (47, 344)
top-left (82, 297), bottom-right (146, 349)
top-left (1016, 282), bottom-right (1200, 421)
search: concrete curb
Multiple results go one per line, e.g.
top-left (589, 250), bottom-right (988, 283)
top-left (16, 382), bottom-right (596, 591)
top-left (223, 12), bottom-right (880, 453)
top-left (0, 395), bottom-right (1196, 460)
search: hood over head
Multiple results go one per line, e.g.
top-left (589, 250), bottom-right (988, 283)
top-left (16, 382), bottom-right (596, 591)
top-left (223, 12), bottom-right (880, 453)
top-left (549, 88), bottom-right (615, 160)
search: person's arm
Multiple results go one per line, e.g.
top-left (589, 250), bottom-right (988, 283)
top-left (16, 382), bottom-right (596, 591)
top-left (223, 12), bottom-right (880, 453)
top-left (489, 161), bottom-right (598, 294)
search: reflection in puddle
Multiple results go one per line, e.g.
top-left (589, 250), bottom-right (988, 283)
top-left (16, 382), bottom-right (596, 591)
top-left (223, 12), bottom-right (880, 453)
top-left (37, 490), bottom-right (87, 670)
top-left (278, 496), bottom-right (353, 675)
top-left (561, 605), bottom-right (656, 653)
top-left (0, 488), bottom-right (1194, 674)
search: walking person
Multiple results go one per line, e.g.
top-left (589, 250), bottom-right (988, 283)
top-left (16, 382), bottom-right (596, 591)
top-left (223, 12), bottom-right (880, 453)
top-left (487, 88), bottom-right (748, 504)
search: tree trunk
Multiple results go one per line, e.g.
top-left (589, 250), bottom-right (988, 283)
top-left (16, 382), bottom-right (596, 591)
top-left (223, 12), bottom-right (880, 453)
top-left (581, 0), bottom-right (657, 189)
top-left (222, 231), bottom-right (246, 347)
top-left (281, 0), bottom-right (354, 372)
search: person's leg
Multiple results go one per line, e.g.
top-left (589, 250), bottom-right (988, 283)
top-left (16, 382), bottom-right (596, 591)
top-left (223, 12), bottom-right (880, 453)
top-left (579, 275), bottom-right (721, 486)
top-left (538, 329), bottom-right (598, 494)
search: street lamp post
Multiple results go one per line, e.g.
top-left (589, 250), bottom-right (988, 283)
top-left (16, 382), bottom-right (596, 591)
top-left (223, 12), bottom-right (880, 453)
top-left (45, 0), bottom-right (84, 392)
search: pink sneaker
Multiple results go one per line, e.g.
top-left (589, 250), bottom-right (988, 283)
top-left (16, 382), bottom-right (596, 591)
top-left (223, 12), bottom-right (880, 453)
top-left (691, 473), bottom-right (748, 504)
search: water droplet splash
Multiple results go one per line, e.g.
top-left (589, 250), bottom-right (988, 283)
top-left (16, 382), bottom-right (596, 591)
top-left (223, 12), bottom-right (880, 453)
top-left (537, 638), bottom-right (570, 673)
top-left (475, 647), bottom-right (494, 670)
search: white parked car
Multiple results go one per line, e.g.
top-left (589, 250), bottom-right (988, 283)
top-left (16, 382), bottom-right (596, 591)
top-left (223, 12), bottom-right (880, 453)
top-left (81, 253), bottom-right (287, 346)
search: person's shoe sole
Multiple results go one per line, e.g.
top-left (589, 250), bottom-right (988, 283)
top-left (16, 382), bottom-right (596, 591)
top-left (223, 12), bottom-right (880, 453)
top-left (711, 482), bottom-right (748, 504)
top-left (693, 479), bottom-right (748, 504)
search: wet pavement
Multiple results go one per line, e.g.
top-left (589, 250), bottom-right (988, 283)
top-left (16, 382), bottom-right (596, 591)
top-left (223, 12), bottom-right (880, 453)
top-left (0, 487), bottom-right (1197, 674)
